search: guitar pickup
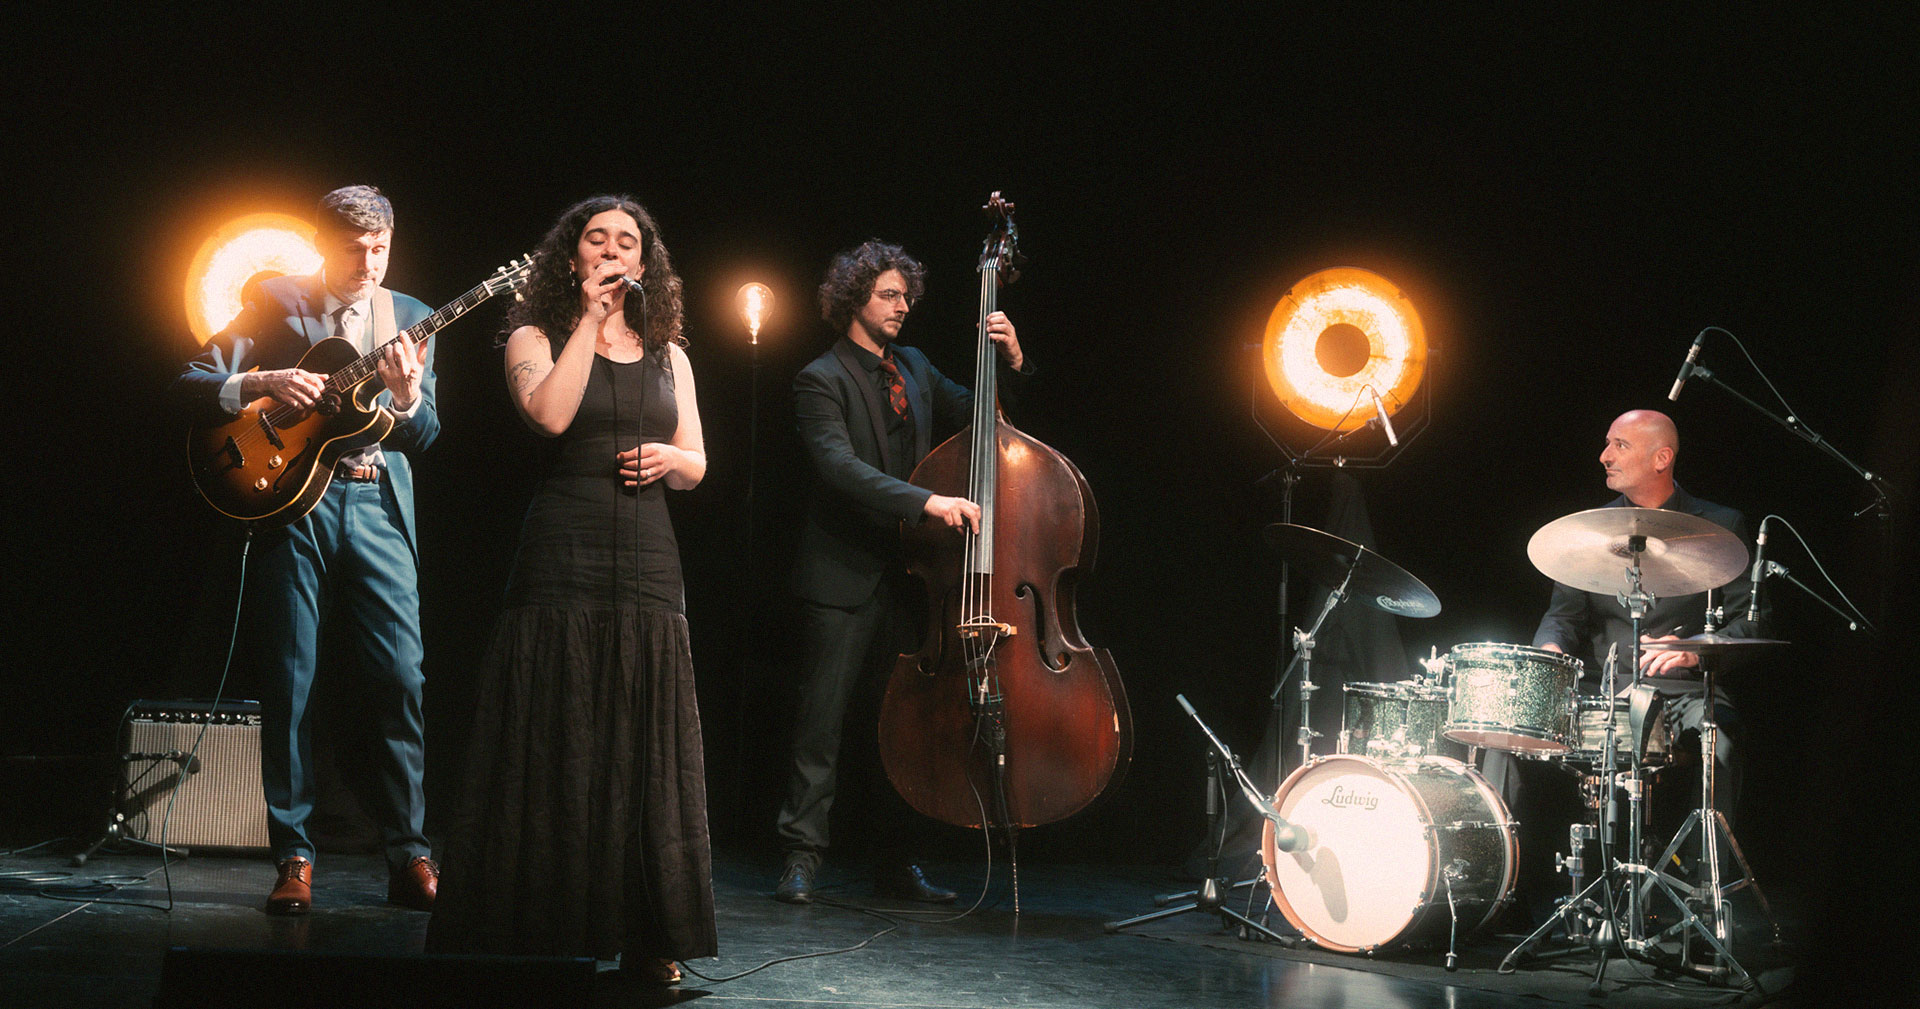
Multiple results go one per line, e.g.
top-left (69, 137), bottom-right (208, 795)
top-left (256, 413), bottom-right (284, 450)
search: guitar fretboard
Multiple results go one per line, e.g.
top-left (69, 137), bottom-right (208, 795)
top-left (326, 280), bottom-right (502, 392)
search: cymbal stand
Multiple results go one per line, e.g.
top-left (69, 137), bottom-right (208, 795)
top-left (1634, 656), bottom-right (1775, 985)
top-left (1504, 549), bottom-right (1663, 992)
top-left (1502, 644), bottom-right (1640, 988)
top-left (1268, 558), bottom-right (1356, 770)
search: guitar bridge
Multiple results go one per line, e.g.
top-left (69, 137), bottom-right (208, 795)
top-left (256, 414), bottom-right (284, 450)
top-left (218, 436), bottom-right (246, 471)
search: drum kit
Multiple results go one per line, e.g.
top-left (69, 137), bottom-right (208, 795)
top-left (1236, 510), bottom-right (1782, 986)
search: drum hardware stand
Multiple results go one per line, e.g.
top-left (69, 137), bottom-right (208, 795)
top-left (1635, 657), bottom-right (1778, 986)
top-left (1269, 559), bottom-right (1356, 771)
top-left (1105, 697), bottom-right (1299, 946)
top-left (1501, 643), bottom-right (1640, 988)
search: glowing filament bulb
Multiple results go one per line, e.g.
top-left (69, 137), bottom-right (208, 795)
top-left (736, 282), bottom-right (774, 343)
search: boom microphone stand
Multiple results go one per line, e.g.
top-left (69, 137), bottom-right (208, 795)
top-left (1105, 697), bottom-right (1306, 944)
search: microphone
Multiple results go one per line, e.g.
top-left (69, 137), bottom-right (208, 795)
top-left (123, 751), bottom-right (202, 774)
top-left (1746, 522), bottom-right (1768, 624)
top-left (1667, 330), bottom-right (1708, 402)
top-left (608, 274), bottom-right (645, 294)
top-left (1368, 387), bottom-right (1399, 447)
top-left (1270, 817), bottom-right (1313, 854)
top-left (1175, 692), bottom-right (1313, 853)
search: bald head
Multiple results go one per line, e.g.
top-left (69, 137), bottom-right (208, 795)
top-left (1616, 410), bottom-right (1678, 455)
top-left (1601, 410), bottom-right (1679, 506)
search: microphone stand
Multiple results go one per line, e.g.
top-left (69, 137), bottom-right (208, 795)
top-left (1105, 696), bottom-right (1305, 944)
top-left (1689, 366), bottom-right (1893, 521)
top-left (72, 760), bottom-right (197, 866)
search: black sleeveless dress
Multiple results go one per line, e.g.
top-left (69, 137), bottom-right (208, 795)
top-left (428, 351), bottom-right (716, 962)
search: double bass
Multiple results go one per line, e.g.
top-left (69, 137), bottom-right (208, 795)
top-left (878, 193), bottom-right (1131, 836)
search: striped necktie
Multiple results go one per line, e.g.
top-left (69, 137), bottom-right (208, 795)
top-left (876, 353), bottom-right (908, 418)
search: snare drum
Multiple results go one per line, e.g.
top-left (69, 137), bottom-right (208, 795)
top-left (1341, 681), bottom-right (1465, 762)
top-left (1261, 754), bottom-right (1516, 952)
top-left (1443, 642), bottom-right (1581, 754)
top-left (1566, 688), bottom-right (1670, 765)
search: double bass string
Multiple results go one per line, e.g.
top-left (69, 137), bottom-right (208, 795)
top-left (962, 247), bottom-right (999, 702)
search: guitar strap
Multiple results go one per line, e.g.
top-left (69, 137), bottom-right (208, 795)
top-left (370, 286), bottom-right (398, 355)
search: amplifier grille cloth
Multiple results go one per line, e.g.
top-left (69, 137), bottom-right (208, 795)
top-left (124, 715), bottom-right (269, 851)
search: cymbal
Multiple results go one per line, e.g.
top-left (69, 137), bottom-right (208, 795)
top-left (1639, 633), bottom-right (1790, 654)
top-left (1527, 507), bottom-right (1748, 596)
top-left (1262, 523), bottom-right (1441, 618)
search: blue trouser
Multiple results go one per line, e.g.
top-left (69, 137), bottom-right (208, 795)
top-left (249, 476), bottom-right (428, 870)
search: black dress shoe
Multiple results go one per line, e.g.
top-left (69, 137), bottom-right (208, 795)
top-left (875, 864), bottom-right (956, 903)
top-left (774, 861), bottom-right (814, 904)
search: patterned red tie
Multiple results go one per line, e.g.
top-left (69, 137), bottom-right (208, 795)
top-left (877, 353), bottom-right (909, 419)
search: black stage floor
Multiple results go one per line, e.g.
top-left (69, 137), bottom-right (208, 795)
top-left (1, 848), bottom-right (1793, 1008)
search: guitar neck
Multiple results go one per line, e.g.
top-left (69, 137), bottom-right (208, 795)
top-left (327, 280), bottom-right (499, 391)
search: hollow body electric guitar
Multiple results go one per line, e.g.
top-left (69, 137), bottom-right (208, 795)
top-left (187, 257), bottom-right (530, 526)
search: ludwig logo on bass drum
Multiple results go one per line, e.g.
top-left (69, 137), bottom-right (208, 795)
top-left (1321, 785), bottom-right (1379, 810)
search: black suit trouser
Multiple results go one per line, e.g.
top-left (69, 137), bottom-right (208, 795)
top-left (775, 580), bottom-right (925, 871)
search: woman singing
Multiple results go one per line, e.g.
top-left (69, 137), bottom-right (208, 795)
top-left (427, 195), bottom-right (714, 984)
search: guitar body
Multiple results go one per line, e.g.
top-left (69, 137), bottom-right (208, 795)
top-left (183, 255), bottom-right (530, 526)
top-left (186, 337), bottom-right (395, 526)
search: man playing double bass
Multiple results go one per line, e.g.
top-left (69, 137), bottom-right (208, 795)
top-left (773, 240), bottom-right (1027, 904)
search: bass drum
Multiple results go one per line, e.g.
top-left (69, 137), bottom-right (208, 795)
top-left (1262, 755), bottom-right (1516, 953)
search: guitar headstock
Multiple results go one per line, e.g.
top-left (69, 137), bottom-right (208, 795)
top-left (487, 254), bottom-right (536, 302)
top-left (979, 191), bottom-right (1023, 285)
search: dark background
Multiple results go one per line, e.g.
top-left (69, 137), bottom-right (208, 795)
top-left (4, 11), bottom-right (1912, 976)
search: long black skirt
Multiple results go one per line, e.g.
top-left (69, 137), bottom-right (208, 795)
top-left (426, 605), bottom-right (716, 961)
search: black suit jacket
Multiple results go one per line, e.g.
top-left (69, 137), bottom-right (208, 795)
top-left (790, 337), bottom-right (973, 607)
top-left (1531, 485), bottom-right (1759, 688)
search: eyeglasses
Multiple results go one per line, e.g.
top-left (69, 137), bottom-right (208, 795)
top-left (873, 288), bottom-right (915, 308)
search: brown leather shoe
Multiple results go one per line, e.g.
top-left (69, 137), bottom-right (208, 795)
top-left (387, 855), bottom-right (438, 911)
top-left (265, 856), bottom-right (312, 915)
top-left (634, 957), bottom-right (682, 986)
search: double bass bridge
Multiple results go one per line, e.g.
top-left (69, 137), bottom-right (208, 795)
top-left (956, 617), bottom-right (1017, 640)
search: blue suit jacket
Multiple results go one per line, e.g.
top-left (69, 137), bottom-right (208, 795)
top-left (172, 273), bottom-right (439, 553)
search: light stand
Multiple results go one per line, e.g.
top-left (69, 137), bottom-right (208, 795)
top-left (735, 283), bottom-right (772, 573)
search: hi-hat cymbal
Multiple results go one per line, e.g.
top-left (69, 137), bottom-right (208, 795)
top-left (1527, 507), bottom-right (1748, 596)
top-left (1262, 523), bottom-right (1441, 618)
top-left (1639, 632), bottom-right (1790, 654)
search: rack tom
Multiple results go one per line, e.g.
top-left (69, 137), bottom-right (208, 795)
top-left (1443, 643), bottom-right (1580, 754)
top-left (1340, 681), bottom-right (1465, 762)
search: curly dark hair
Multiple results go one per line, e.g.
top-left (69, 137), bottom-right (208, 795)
top-left (817, 240), bottom-right (926, 333)
top-left (502, 195), bottom-right (685, 354)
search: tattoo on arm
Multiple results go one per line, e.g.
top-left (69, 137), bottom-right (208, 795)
top-left (508, 359), bottom-right (542, 394)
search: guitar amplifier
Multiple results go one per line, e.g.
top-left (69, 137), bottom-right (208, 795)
top-left (121, 699), bottom-right (270, 851)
